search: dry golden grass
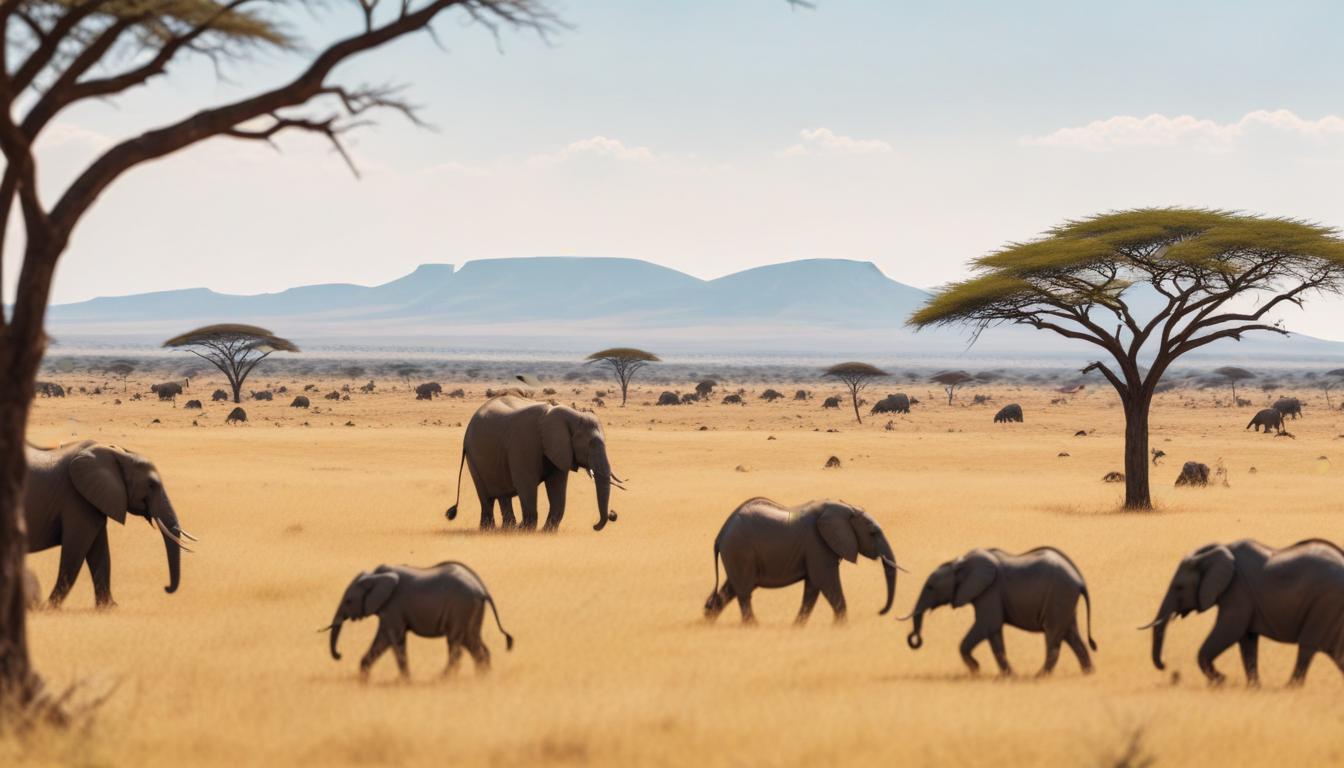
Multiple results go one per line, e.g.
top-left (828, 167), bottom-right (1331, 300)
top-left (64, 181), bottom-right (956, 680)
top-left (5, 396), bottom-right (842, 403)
top-left (8, 377), bottom-right (1344, 766)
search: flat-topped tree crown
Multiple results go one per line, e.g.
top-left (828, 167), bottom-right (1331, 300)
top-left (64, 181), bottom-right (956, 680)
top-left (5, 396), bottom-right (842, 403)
top-left (823, 361), bottom-right (888, 424)
top-left (586, 348), bottom-right (660, 406)
top-left (164, 324), bottom-right (299, 403)
top-left (911, 208), bottom-right (1344, 509)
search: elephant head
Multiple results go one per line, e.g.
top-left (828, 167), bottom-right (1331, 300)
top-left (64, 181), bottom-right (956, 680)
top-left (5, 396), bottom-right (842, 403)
top-left (541, 406), bottom-right (621, 531)
top-left (324, 570), bottom-right (400, 660)
top-left (899, 549), bottom-right (997, 649)
top-left (1141, 544), bottom-right (1235, 670)
top-left (815, 502), bottom-right (899, 615)
top-left (69, 444), bottom-right (196, 594)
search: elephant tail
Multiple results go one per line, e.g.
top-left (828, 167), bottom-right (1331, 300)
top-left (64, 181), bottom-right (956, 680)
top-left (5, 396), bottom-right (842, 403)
top-left (445, 440), bottom-right (466, 521)
top-left (1081, 585), bottom-right (1097, 651)
top-left (485, 596), bottom-right (514, 651)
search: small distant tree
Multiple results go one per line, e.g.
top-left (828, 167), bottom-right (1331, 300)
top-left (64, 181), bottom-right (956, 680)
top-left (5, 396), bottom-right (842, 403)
top-left (823, 362), bottom-right (889, 424)
top-left (1212, 366), bottom-right (1254, 406)
top-left (1322, 368), bottom-right (1344, 410)
top-left (395, 365), bottom-right (425, 387)
top-left (164, 325), bottom-right (300, 403)
top-left (104, 361), bottom-right (136, 392)
top-left (912, 208), bottom-right (1344, 509)
top-left (931, 370), bottom-right (974, 405)
top-left (585, 348), bottom-right (660, 406)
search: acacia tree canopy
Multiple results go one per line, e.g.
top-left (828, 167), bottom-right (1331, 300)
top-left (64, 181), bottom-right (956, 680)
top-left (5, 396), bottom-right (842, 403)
top-left (163, 324), bottom-right (299, 403)
top-left (585, 348), bottom-right (660, 406)
top-left (911, 208), bottom-right (1344, 508)
top-left (823, 361), bottom-right (888, 424)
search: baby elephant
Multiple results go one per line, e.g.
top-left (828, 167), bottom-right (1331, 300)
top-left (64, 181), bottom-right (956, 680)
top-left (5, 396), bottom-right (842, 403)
top-left (901, 547), bottom-right (1096, 676)
top-left (324, 561), bottom-right (513, 680)
top-left (1246, 408), bottom-right (1283, 435)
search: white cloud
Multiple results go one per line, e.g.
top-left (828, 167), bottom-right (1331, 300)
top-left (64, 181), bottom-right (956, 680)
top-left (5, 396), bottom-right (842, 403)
top-left (778, 127), bottom-right (893, 157)
top-left (530, 135), bottom-right (657, 165)
top-left (1023, 109), bottom-right (1344, 152)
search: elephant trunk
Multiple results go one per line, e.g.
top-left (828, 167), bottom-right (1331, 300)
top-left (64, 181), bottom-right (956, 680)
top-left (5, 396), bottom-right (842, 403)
top-left (591, 445), bottom-right (613, 532)
top-left (877, 534), bottom-right (897, 616)
top-left (328, 611), bottom-right (345, 660)
top-left (1146, 591), bottom-right (1176, 671)
top-left (151, 492), bottom-right (183, 594)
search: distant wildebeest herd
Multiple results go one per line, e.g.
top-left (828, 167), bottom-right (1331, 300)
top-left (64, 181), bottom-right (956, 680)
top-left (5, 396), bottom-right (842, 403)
top-left (20, 385), bottom-right (1344, 685)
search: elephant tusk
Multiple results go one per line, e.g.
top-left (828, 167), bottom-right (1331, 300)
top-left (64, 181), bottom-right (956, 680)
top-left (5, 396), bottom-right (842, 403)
top-left (1137, 616), bottom-right (1168, 630)
top-left (880, 556), bottom-right (908, 573)
top-left (179, 529), bottom-right (199, 542)
top-left (155, 518), bottom-right (195, 553)
top-left (317, 625), bottom-right (334, 633)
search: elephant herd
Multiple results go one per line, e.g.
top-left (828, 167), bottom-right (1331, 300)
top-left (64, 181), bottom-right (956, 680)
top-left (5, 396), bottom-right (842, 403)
top-left (19, 393), bottom-right (1344, 686)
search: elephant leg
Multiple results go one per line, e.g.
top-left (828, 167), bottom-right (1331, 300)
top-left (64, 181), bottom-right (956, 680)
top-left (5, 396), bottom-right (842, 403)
top-left (816, 563), bottom-right (847, 623)
top-left (49, 523), bottom-right (97, 608)
top-left (1038, 633), bottom-right (1062, 677)
top-left (359, 632), bottom-right (392, 680)
top-left (704, 583), bottom-right (736, 621)
top-left (988, 629), bottom-right (1012, 676)
top-left (1238, 635), bottom-right (1260, 687)
top-left (443, 641), bottom-right (464, 677)
top-left (1197, 629), bottom-right (1240, 686)
top-left (466, 635), bottom-right (492, 673)
top-left (795, 581), bottom-right (819, 626)
top-left (1289, 644), bottom-right (1318, 686)
top-left (85, 527), bottom-right (115, 609)
top-left (468, 457), bottom-right (496, 530)
top-left (542, 471), bottom-right (568, 531)
top-left (1064, 624), bottom-right (1094, 674)
top-left (498, 496), bottom-right (518, 529)
top-left (391, 635), bottom-right (410, 680)
top-left (515, 482), bottom-right (540, 530)
top-left (959, 623), bottom-right (989, 674)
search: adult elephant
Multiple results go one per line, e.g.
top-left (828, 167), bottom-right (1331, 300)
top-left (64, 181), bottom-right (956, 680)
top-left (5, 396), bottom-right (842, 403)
top-left (24, 440), bottom-right (196, 607)
top-left (445, 395), bottom-right (622, 531)
top-left (1143, 539), bottom-right (1344, 686)
top-left (704, 498), bottom-right (899, 624)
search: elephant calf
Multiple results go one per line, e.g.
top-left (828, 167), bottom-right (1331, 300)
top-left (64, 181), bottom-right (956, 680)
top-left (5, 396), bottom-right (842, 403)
top-left (705, 498), bottom-right (900, 625)
top-left (901, 546), bottom-right (1097, 676)
top-left (1246, 408), bottom-right (1283, 435)
top-left (325, 561), bottom-right (513, 680)
top-left (1144, 539), bottom-right (1344, 686)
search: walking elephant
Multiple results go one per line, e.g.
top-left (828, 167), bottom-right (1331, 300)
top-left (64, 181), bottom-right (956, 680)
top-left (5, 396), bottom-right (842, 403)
top-left (1246, 408), bottom-right (1283, 434)
top-left (900, 546), bottom-right (1097, 676)
top-left (993, 404), bottom-right (1024, 423)
top-left (1142, 539), bottom-right (1344, 686)
top-left (24, 440), bottom-right (196, 608)
top-left (446, 395), bottom-right (623, 531)
top-left (704, 498), bottom-right (900, 624)
top-left (1272, 397), bottom-right (1303, 420)
top-left (323, 561), bottom-right (513, 680)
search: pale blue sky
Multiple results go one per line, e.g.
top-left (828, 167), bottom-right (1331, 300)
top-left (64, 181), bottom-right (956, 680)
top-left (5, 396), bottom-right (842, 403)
top-left (14, 0), bottom-right (1344, 338)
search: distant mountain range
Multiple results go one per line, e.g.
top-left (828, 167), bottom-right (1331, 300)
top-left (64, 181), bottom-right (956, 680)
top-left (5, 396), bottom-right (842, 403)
top-left (43, 257), bottom-right (1344, 362)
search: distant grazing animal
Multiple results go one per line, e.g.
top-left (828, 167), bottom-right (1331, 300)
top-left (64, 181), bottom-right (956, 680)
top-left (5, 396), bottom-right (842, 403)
top-left (325, 391), bottom-right (341, 401)
top-left (822, 396), bottom-right (842, 409)
top-left (1102, 471), bottom-right (1124, 483)
top-left (324, 562), bottom-right (512, 680)
top-left (290, 396), bottom-right (311, 408)
top-left (447, 388), bottom-right (466, 398)
top-left (415, 382), bottom-right (442, 400)
top-left (760, 389), bottom-right (785, 402)
top-left (1143, 539), bottom-right (1344, 686)
top-left (183, 400), bottom-right (202, 410)
top-left (871, 394), bottom-right (910, 414)
top-left (303, 384), bottom-right (318, 392)
top-left (1175, 462), bottom-right (1211, 487)
top-left (360, 381), bottom-right (376, 393)
top-left (680, 392), bottom-right (698, 404)
top-left (1151, 449), bottom-right (1166, 465)
top-left (151, 382), bottom-right (182, 401)
top-left (1247, 408), bottom-right (1284, 435)
top-left (901, 546), bottom-right (1096, 676)
top-left (656, 391), bottom-right (680, 406)
top-left (1273, 397), bottom-right (1303, 420)
top-left (794, 390), bottom-right (811, 401)
top-left (37, 381), bottom-right (65, 398)
top-left (24, 440), bottom-right (195, 607)
top-left (251, 390), bottom-right (273, 401)
top-left (446, 395), bottom-right (621, 531)
top-left (226, 407), bottom-right (248, 424)
top-left (705, 498), bottom-right (899, 624)
top-left (722, 394), bottom-right (744, 405)
top-left (211, 389), bottom-right (228, 401)
top-left (993, 404), bottom-right (1024, 423)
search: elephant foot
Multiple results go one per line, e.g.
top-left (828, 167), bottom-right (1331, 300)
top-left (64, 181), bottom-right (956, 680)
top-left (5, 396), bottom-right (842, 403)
top-left (541, 523), bottom-right (560, 533)
top-left (1080, 664), bottom-right (1095, 675)
top-left (1205, 672), bottom-right (1227, 687)
top-left (1034, 668), bottom-right (1053, 679)
top-left (95, 598), bottom-right (118, 611)
top-left (996, 668), bottom-right (1015, 680)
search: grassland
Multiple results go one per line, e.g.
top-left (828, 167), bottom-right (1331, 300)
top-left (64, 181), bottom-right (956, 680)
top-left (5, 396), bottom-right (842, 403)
top-left (7, 375), bottom-right (1344, 767)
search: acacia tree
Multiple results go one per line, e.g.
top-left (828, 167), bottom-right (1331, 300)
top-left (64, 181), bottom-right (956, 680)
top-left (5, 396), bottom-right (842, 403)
top-left (163, 325), bottom-right (298, 403)
top-left (823, 362), bottom-right (888, 424)
top-left (585, 348), bottom-right (660, 406)
top-left (1322, 368), bottom-right (1344, 410)
top-left (103, 360), bottom-right (135, 392)
top-left (1211, 366), bottom-right (1254, 406)
top-left (912, 209), bottom-right (1344, 510)
top-left (930, 370), bottom-right (973, 405)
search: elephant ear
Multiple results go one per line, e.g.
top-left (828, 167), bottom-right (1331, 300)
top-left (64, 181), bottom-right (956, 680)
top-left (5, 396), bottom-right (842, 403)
top-left (1196, 545), bottom-right (1235, 611)
top-left (540, 407), bottom-right (575, 472)
top-left (848, 511), bottom-right (880, 559)
top-left (817, 505), bottom-right (859, 563)
top-left (953, 551), bottom-right (997, 607)
top-left (361, 572), bottom-right (400, 615)
top-left (69, 447), bottom-right (128, 524)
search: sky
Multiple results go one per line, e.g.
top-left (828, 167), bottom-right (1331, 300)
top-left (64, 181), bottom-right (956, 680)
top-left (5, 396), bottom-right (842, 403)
top-left (11, 0), bottom-right (1344, 339)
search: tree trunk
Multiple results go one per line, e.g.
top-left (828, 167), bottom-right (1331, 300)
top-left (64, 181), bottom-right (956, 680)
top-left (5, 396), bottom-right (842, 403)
top-left (231, 380), bottom-right (242, 404)
top-left (851, 391), bottom-right (862, 424)
top-left (1122, 393), bottom-right (1153, 510)
top-left (0, 335), bottom-right (42, 709)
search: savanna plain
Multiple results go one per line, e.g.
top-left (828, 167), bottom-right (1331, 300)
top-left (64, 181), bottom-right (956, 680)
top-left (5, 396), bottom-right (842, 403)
top-left (9, 373), bottom-right (1344, 767)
